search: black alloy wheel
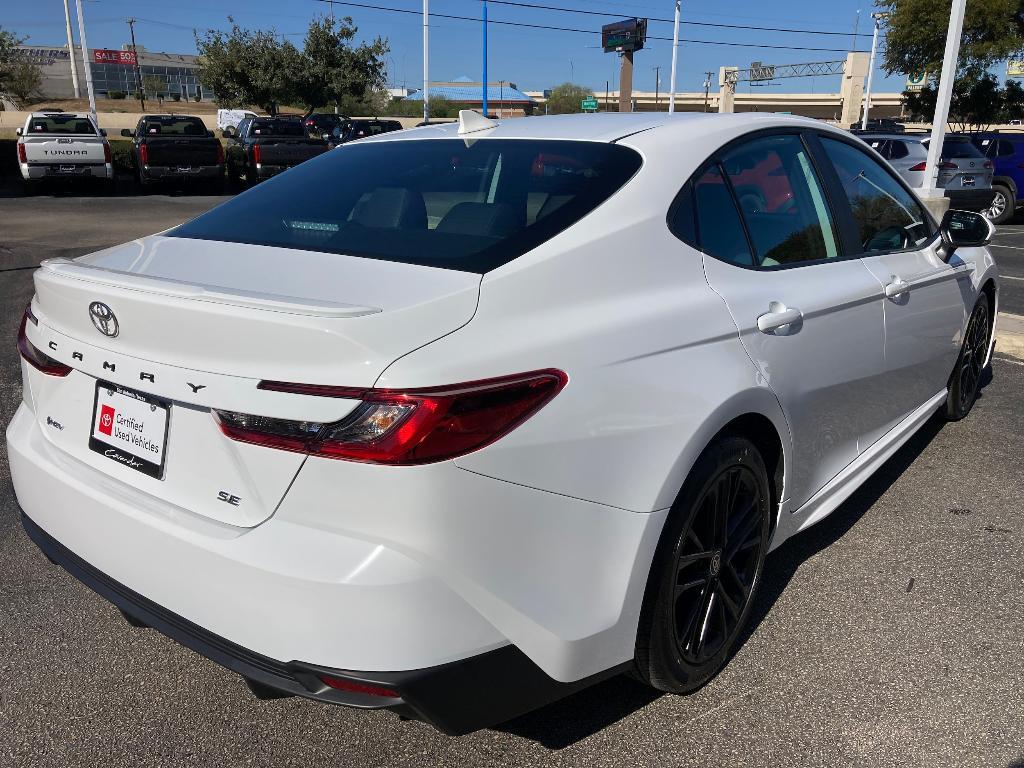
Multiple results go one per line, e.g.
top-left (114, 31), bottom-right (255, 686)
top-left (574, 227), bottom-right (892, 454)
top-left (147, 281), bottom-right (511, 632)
top-left (945, 294), bottom-right (991, 421)
top-left (635, 436), bottom-right (772, 693)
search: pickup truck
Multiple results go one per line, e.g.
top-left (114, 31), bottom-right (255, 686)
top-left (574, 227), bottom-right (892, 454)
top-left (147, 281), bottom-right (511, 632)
top-left (16, 112), bottom-right (113, 191)
top-left (120, 115), bottom-right (224, 191)
top-left (223, 116), bottom-right (328, 183)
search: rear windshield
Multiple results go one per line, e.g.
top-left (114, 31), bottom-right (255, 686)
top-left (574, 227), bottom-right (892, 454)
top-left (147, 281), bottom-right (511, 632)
top-left (924, 137), bottom-right (984, 159)
top-left (141, 117), bottom-right (207, 136)
top-left (28, 116), bottom-right (96, 134)
top-left (168, 139), bottom-right (643, 273)
top-left (251, 119), bottom-right (306, 137)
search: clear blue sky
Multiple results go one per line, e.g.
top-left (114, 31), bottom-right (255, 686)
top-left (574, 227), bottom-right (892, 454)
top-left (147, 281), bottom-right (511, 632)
top-left (11, 0), bottom-right (914, 95)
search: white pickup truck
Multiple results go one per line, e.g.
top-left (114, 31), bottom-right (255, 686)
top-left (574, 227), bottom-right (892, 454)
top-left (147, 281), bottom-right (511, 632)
top-left (16, 112), bottom-right (114, 190)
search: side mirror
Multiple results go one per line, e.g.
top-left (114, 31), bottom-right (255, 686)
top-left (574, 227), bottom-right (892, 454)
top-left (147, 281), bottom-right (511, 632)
top-left (120, 128), bottom-right (133, 138)
top-left (15, 127), bottom-right (22, 136)
top-left (938, 209), bottom-right (994, 259)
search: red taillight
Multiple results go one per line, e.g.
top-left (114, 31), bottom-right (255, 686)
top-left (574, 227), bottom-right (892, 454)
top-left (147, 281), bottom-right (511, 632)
top-left (216, 142), bottom-right (225, 164)
top-left (908, 161), bottom-right (957, 171)
top-left (139, 143), bottom-right (149, 166)
top-left (102, 141), bottom-right (112, 164)
top-left (215, 369), bottom-right (568, 465)
top-left (17, 142), bottom-right (27, 163)
top-left (17, 305), bottom-right (71, 377)
top-left (319, 676), bottom-right (400, 699)
top-left (253, 144), bottom-right (262, 165)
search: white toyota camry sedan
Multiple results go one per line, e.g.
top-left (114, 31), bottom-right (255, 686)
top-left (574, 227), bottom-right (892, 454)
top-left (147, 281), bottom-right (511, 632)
top-left (8, 111), bottom-right (999, 734)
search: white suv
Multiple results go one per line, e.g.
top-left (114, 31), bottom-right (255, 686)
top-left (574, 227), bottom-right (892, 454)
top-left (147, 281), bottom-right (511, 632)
top-left (8, 112), bottom-right (999, 734)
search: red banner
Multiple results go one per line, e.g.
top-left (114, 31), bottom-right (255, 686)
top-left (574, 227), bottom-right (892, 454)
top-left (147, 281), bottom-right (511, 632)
top-left (94, 49), bottom-right (137, 66)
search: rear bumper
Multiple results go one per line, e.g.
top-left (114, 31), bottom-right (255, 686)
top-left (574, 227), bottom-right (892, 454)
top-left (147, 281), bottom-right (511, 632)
top-left (945, 187), bottom-right (996, 211)
top-left (20, 512), bottom-right (625, 735)
top-left (141, 165), bottom-right (223, 181)
top-left (21, 163), bottom-right (112, 181)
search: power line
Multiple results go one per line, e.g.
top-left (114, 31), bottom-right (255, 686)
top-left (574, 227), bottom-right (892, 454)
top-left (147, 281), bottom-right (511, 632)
top-left (471, 0), bottom-right (874, 38)
top-left (312, 0), bottom-right (869, 53)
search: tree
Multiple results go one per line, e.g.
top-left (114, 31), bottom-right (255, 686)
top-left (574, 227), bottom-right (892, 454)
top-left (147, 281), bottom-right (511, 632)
top-left (294, 16), bottom-right (388, 114)
top-left (903, 69), bottom-right (1024, 130)
top-left (4, 59), bottom-right (42, 107)
top-left (546, 82), bottom-right (594, 115)
top-left (195, 22), bottom-right (303, 114)
top-left (880, 0), bottom-right (1024, 77)
top-left (0, 26), bottom-right (28, 106)
top-left (142, 74), bottom-right (165, 100)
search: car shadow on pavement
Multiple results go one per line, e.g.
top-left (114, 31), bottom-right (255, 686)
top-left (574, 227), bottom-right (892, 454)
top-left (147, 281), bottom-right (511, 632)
top-left (497, 369), bottom-right (995, 750)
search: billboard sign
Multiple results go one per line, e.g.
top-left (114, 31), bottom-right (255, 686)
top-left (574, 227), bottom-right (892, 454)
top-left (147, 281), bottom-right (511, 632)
top-left (94, 49), bottom-right (137, 66)
top-left (906, 71), bottom-right (927, 91)
top-left (601, 18), bottom-right (648, 53)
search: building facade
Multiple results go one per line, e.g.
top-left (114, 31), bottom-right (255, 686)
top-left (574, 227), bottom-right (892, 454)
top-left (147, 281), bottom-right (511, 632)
top-left (19, 45), bottom-right (213, 102)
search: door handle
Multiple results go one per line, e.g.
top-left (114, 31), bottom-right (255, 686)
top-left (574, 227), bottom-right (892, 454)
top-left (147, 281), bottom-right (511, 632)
top-left (757, 303), bottom-right (803, 333)
top-left (884, 277), bottom-right (910, 298)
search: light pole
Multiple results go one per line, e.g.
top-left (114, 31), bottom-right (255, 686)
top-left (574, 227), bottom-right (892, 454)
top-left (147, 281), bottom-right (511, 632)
top-left (922, 0), bottom-right (967, 199)
top-left (482, 0), bottom-right (488, 116)
top-left (653, 65), bottom-right (660, 110)
top-left (860, 13), bottom-right (884, 130)
top-left (668, 0), bottom-right (681, 113)
top-left (422, 0), bottom-right (430, 123)
top-left (62, 0), bottom-right (80, 98)
top-left (74, 0), bottom-right (97, 122)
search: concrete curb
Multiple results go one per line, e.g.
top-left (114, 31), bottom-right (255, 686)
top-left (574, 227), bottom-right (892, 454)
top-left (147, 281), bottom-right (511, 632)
top-left (996, 312), bottom-right (1024, 359)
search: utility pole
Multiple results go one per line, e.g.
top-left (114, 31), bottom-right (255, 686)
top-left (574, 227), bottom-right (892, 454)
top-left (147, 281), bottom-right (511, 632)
top-left (653, 65), bottom-right (660, 110)
top-left (422, 0), bottom-right (430, 123)
top-left (618, 52), bottom-right (634, 113)
top-left (74, 0), bottom-right (97, 122)
top-left (605, 80), bottom-right (609, 112)
top-left (668, 0), bottom-right (681, 113)
top-left (127, 18), bottom-right (146, 111)
top-left (703, 70), bottom-right (712, 112)
top-left (860, 13), bottom-right (884, 129)
top-left (62, 0), bottom-right (80, 98)
top-left (482, 0), bottom-right (488, 116)
top-left (922, 0), bottom-right (967, 199)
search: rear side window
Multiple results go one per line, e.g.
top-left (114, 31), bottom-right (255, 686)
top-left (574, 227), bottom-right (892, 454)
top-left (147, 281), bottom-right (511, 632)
top-left (720, 134), bottom-right (839, 266)
top-left (691, 166), bottom-right (753, 266)
top-left (998, 140), bottom-right (1017, 157)
top-left (251, 119), bottom-right (306, 137)
top-left (887, 141), bottom-right (909, 160)
top-left (168, 139), bottom-right (642, 273)
top-left (820, 137), bottom-right (932, 253)
top-left (28, 116), bottom-right (95, 134)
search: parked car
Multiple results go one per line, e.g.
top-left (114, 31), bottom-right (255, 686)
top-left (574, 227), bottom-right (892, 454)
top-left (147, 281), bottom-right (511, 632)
top-left (303, 112), bottom-right (349, 138)
top-left (967, 132), bottom-right (1024, 223)
top-left (327, 118), bottom-right (404, 146)
top-left (223, 116), bottom-right (329, 183)
top-left (858, 118), bottom-right (906, 134)
top-left (15, 112), bottom-right (113, 192)
top-left (120, 115), bottom-right (224, 191)
top-left (858, 132), bottom-right (995, 212)
top-left (216, 108), bottom-right (258, 132)
top-left (10, 112), bottom-right (998, 735)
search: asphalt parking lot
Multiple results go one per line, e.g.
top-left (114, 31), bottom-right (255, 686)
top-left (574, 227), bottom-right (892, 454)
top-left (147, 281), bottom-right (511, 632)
top-left (1, 192), bottom-right (1023, 768)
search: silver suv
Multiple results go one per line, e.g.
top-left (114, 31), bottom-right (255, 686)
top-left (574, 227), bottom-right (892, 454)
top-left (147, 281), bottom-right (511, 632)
top-left (858, 133), bottom-right (994, 212)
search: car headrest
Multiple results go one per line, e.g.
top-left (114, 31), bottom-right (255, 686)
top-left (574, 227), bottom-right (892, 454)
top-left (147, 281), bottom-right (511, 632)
top-left (350, 187), bottom-right (427, 230)
top-left (436, 202), bottom-right (519, 238)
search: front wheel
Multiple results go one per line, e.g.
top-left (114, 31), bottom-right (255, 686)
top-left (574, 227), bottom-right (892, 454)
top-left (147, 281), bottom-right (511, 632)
top-left (635, 436), bottom-right (772, 694)
top-left (944, 293), bottom-right (991, 421)
top-left (984, 184), bottom-right (1015, 225)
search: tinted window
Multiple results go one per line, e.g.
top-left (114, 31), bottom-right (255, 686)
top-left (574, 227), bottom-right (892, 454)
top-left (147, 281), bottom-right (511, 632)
top-left (140, 116), bottom-right (207, 136)
top-left (820, 137), bottom-right (932, 253)
top-left (998, 140), bottom-right (1017, 157)
top-left (721, 134), bottom-right (839, 266)
top-left (926, 137), bottom-right (984, 159)
top-left (250, 119), bottom-right (306, 137)
top-left (168, 139), bottom-right (642, 273)
top-left (691, 165), bottom-right (753, 266)
top-left (888, 141), bottom-right (909, 160)
top-left (28, 116), bottom-right (96, 134)
top-left (865, 138), bottom-right (889, 158)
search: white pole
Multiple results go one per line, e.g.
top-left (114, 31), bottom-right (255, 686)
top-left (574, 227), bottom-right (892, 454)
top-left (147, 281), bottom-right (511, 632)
top-left (63, 0), bottom-right (80, 98)
top-left (860, 14), bottom-right (882, 130)
top-left (74, 0), bottom-right (97, 122)
top-left (422, 0), bottom-right (430, 123)
top-left (668, 0), bottom-right (681, 113)
top-left (923, 0), bottom-right (967, 194)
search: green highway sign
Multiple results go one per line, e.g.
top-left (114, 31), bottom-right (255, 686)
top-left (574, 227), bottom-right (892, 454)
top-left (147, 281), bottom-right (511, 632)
top-left (581, 97), bottom-right (599, 111)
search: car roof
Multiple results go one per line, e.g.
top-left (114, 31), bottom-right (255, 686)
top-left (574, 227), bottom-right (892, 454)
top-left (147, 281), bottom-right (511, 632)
top-left (858, 132), bottom-right (923, 142)
top-left (29, 111), bottom-right (91, 119)
top-left (355, 111), bottom-right (828, 146)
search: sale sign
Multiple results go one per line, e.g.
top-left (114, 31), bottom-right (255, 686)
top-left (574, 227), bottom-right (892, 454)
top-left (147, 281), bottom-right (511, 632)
top-left (94, 49), bottom-right (137, 66)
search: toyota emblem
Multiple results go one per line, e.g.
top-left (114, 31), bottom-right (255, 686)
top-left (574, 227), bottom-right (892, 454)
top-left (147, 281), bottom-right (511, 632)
top-left (88, 302), bottom-right (119, 338)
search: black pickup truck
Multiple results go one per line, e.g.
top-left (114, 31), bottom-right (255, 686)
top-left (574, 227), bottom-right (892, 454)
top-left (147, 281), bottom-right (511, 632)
top-left (121, 115), bottom-right (224, 190)
top-left (223, 117), bottom-right (329, 183)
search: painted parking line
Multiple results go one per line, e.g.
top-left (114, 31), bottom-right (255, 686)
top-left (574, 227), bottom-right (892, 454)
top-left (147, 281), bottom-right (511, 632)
top-left (1001, 275), bottom-right (1024, 281)
top-left (989, 243), bottom-right (1024, 251)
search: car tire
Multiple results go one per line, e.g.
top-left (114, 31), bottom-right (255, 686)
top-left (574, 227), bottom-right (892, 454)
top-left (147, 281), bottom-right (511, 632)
top-left (944, 293), bottom-right (991, 421)
top-left (985, 184), bottom-right (1015, 225)
top-left (634, 435), bottom-right (772, 694)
